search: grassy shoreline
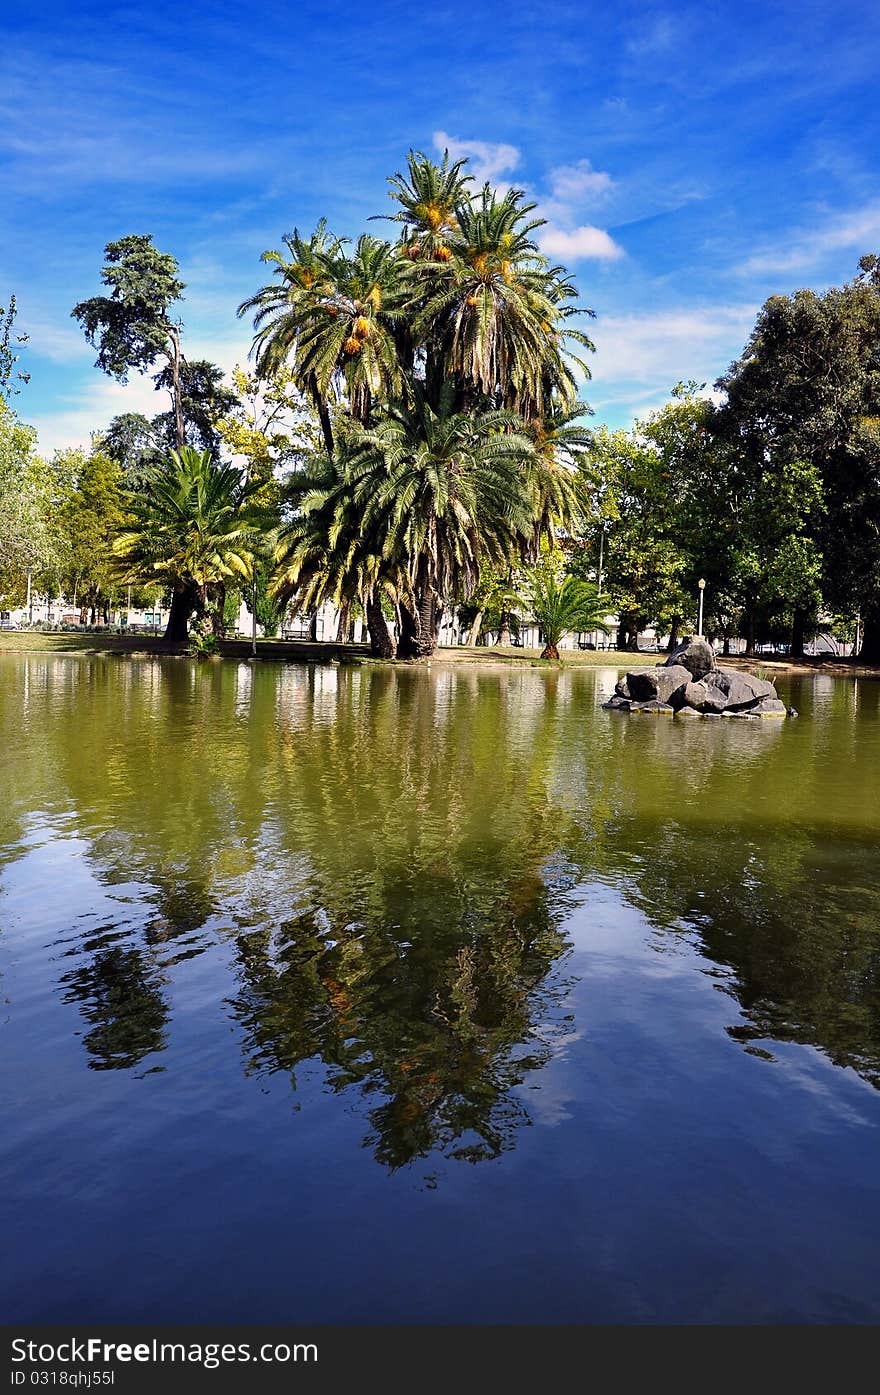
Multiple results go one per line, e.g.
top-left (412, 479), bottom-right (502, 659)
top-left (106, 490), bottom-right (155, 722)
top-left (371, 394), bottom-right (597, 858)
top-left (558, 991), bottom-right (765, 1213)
top-left (1, 629), bottom-right (878, 677)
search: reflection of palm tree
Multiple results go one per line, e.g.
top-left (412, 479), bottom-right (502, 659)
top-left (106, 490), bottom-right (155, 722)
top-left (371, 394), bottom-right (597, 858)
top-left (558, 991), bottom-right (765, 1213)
top-left (60, 946), bottom-right (168, 1071)
top-left (224, 668), bottom-right (576, 1166)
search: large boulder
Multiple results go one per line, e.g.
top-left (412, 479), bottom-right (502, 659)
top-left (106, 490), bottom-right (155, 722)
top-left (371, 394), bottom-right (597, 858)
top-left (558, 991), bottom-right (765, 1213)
top-left (626, 663), bottom-right (691, 706)
top-left (683, 669), bottom-right (776, 713)
top-left (663, 636), bottom-right (716, 680)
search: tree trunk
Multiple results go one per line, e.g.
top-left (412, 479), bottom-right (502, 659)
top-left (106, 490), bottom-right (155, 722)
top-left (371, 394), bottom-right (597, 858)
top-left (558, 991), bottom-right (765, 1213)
top-left (468, 608), bottom-right (484, 647)
top-left (791, 607), bottom-right (806, 658)
top-left (540, 643), bottom-right (560, 660)
top-left (366, 595), bottom-right (395, 658)
top-left (167, 324), bottom-right (185, 452)
top-left (309, 612), bottom-right (319, 642)
top-left (164, 584), bottom-right (196, 642)
top-left (497, 611), bottom-right (511, 647)
top-left (666, 615), bottom-right (680, 652)
top-left (859, 610), bottom-right (880, 663)
top-left (722, 633), bottom-right (731, 657)
top-left (616, 621), bottom-right (627, 651)
top-left (308, 376), bottom-right (334, 457)
top-left (745, 603), bottom-right (756, 658)
top-left (211, 582), bottom-right (226, 638)
top-left (335, 602), bottom-right (351, 643)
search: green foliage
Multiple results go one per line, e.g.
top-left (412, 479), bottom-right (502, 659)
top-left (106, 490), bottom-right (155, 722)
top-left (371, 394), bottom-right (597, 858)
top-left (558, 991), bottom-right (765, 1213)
top-left (113, 446), bottom-right (268, 638)
top-left (0, 402), bottom-right (55, 601)
top-left (0, 296), bottom-right (30, 400)
top-left (240, 150), bottom-right (595, 657)
top-left (527, 571), bottom-right (609, 657)
top-left (53, 446), bottom-right (128, 619)
top-left (152, 358), bottom-right (238, 458)
top-left (71, 234), bottom-right (185, 381)
top-left (716, 261), bottom-right (880, 653)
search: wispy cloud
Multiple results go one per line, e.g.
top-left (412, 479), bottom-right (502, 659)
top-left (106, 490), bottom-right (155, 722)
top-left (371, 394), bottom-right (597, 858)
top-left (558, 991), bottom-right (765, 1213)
top-left (586, 304), bottom-right (757, 408)
top-left (432, 130), bottom-right (520, 184)
top-left (29, 374), bottom-right (167, 456)
top-left (738, 201), bottom-right (880, 277)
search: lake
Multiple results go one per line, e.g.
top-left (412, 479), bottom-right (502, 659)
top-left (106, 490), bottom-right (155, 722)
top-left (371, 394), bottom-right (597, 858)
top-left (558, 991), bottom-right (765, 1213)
top-left (2, 652), bottom-right (880, 1323)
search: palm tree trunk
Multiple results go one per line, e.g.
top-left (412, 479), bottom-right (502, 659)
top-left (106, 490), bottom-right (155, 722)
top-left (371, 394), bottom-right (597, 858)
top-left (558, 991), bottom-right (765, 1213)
top-left (497, 610), bottom-right (511, 646)
top-left (164, 583), bottom-right (196, 642)
top-left (366, 595), bottom-right (395, 658)
top-left (335, 602), bottom-right (351, 642)
top-left (540, 643), bottom-right (560, 660)
top-left (308, 375), bottom-right (334, 457)
top-left (211, 582), bottom-right (226, 638)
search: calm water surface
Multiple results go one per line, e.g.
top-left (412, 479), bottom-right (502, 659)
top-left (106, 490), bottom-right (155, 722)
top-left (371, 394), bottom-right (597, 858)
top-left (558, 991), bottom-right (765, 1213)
top-left (2, 653), bottom-right (880, 1323)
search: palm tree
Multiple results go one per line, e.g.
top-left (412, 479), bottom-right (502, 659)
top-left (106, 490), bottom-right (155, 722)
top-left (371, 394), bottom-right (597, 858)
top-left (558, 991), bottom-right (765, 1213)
top-left (113, 446), bottom-right (265, 642)
top-left (271, 444), bottom-right (399, 657)
top-left (528, 573), bottom-right (609, 660)
top-left (238, 227), bottom-right (406, 452)
top-left (397, 178), bottom-right (594, 419)
top-left (352, 383), bottom-right (538, 657)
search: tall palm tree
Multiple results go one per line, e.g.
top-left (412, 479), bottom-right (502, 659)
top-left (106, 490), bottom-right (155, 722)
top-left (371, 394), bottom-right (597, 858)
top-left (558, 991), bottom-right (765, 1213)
top-left (113, 446), bottom-right (265, 641)
top-left (238, 228), bottom-right (406, 453)
top-left (397, 180), bottom-right (594, 419)
top-left (352, 383), bottom-right (538, 657)
top-left (527, 573), bottom-right (609, 660)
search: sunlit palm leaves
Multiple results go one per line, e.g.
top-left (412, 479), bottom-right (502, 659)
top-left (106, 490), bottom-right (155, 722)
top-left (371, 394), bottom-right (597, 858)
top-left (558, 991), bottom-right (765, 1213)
top-left (113, 446), bottom-right (264, 594)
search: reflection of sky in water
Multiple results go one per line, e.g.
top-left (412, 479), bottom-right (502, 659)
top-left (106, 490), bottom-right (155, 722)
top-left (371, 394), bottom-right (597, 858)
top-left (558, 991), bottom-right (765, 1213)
top-left (2, 656), bottom-right (880, 1322)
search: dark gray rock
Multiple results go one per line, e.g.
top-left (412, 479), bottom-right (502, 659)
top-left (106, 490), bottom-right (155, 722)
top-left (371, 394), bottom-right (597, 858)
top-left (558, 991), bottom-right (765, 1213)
top-left (675, 707), bottom-right (701, 719)
top-left (614, 675), bottom-right (631, 698)
top-left (706, 669), bottom-right (775, 710)
top-left (627, 663), bottom-right (691, 705)
top-left (603, 695), bottom-right (631, 710)
top-left (664, 636), bottom-right (716, 679)
top-left (631, 699), bottom-right (675, 714)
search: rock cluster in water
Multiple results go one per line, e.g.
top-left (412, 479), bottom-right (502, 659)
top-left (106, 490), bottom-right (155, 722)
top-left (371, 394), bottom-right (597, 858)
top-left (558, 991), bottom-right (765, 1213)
top-left (603, 637), bottom-right (788, 719)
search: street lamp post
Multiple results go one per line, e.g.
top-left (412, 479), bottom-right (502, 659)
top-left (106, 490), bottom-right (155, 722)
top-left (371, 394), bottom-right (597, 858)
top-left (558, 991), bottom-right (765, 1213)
top-left (252, 574), bottom-right (257, 658)
top-left (26, 567), bottom-right (33, 625)
top-left (697, 578), bottom-right (706, 638)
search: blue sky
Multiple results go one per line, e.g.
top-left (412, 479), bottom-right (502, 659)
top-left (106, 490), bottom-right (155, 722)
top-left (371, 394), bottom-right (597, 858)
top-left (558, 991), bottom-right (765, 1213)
top-left (3, 0), bottom-right (879, 452)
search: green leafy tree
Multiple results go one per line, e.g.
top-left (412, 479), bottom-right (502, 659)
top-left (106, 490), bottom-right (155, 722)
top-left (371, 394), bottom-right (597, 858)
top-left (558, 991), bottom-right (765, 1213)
top-left (72, 234), bottom-right (188, 451)
top-left (716, 259), bottom-right (880, 657)
top-left (54, 447), bottom-right (128, 622)
top-left (0, 401), bottom-right (55, 604)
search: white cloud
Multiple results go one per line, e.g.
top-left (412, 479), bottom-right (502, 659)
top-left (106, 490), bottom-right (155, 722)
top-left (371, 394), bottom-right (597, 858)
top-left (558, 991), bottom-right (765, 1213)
top-left (586, 304), bottom-right (757, 408)
top-left (538, 225), bottom-right (624, 261)
top-left (548, 159), bottom-right (613, 204)
top-left (29, 374), bottom-right (169, 455)
top-left (738, 201), bottom-right (880, 276)
top-left (432, 130), bottom-right (520, 184)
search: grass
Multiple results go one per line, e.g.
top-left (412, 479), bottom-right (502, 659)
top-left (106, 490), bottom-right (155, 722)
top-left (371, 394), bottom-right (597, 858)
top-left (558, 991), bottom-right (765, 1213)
top-left (3, 631), bottom-right (874, 675)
